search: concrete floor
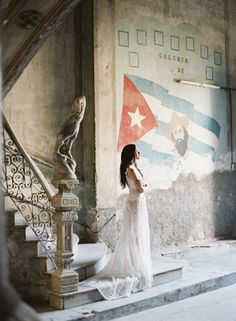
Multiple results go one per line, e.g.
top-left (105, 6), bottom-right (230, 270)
top-left (112, 283), bottom-right (236, 321)
top-left (38, 240), bottom-right (236, 321)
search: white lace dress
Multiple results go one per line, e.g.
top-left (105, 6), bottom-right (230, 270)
top-left (80, 166), bottom-right (153, 300)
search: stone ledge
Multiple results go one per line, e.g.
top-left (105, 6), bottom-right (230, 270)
top-left (48, 263), bottom-right (183, 310)
top-left (73, 272), bottom-right (236, 321)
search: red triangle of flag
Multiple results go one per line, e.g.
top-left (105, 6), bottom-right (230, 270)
top-left (117, 75), bottom-right (158, 150)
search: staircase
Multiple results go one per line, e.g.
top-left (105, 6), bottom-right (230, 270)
top-left (2, 109), bottom-right (184, 310)
top-left (5, 190), bottom-right (184, 310)
top-left (49, 256), bottom-right (183, 310)
top-left (5, 204), bottom-right (109, 304)
top-left (6, 207), bottom-right (52, 303)
top-left (38, 240), bottom-right (236, 321)
top-left (5, 200), bottom-right (183, 309)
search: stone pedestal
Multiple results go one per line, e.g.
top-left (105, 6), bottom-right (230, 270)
top-left (49, 179), bottom-right (80, 309)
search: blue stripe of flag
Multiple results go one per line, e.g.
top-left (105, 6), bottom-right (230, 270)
top-left (156, 119), bottom-right (215, 154)
top-left (189, 137), bottom-right (215, 155)
top-left (137, 139), bottom-right (214, 164)
top-left (127, 74), bottom-right (221, 138)
top-left (136, 140), bottom-right (174, 163)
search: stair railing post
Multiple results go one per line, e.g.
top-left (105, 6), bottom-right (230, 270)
top-left (49, 96), bottom-right (86, 309)
top-left (49, 179), bottom-right (79, 309)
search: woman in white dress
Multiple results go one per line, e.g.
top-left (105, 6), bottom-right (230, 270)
top-left (81, 144), bottom-right (153, 299)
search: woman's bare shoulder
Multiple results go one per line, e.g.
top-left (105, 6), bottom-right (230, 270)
top-left (127, 164), bottom-right (136, 170)
top-left (126, 166), bottom-right (138, 180)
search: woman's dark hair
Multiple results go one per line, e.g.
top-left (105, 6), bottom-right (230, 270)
top-left (120, 144), bottom-right (136, 188)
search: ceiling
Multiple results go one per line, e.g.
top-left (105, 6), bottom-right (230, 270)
top-left (2, 0), bottom-right (82, 98)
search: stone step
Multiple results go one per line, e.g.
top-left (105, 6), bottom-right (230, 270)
top-left (32, 234), bottom-right (80, 257)
top-left (5, 205), bottom-right (55, 241)
top-left (5, 208), bottom-right (30, 231)
top-left (35, 255), bottom-right (57, 273)
top-left (160, 239), bottom-right (236, 259)
top-left (15, 211), bottom-right (29, 225)
top-left (5, 207), bottom-right (19, 228)
top-left (24, 239), bottom-right (56, 257)
top-left (48, 257), bottom-right (183, 309)
top-left (25, 230), bottom-right (78, 255)
top-left (57, 270), bottom-right (236, 320)
top-left (5, 199), bottom-right (31, 225)
top-left (72, 243), bottom-right (109, 281)
top-left (38, 244), bottom-right (236, 320)
top-left (17, 240), bottom-right (40, 256)
top-left (7, 224), bottom-right (28, 241)
top-left (42, 242), bottom-right (108, 276)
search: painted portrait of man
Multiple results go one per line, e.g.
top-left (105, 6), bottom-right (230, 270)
top-left (165, 112), bottom-right (189, 157)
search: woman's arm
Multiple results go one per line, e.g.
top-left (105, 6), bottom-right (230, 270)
top-left (127, 168), bottom-right (144, 193)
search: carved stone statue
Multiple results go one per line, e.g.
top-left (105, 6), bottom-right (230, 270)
top-left (52, 96), bottom-right (86, 182)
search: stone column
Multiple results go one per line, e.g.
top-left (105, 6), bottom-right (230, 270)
top-left (49, 179), bottom-right (79, 309)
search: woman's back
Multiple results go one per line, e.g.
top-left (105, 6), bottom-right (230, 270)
top-left (126, 165), bottom-right (143, 194)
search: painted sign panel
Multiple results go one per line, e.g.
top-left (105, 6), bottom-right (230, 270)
top-left (116, 17), bottom-right (229, 189)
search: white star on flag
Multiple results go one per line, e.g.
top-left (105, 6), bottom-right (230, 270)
top-left (128, 107), bottom-right (146, 128)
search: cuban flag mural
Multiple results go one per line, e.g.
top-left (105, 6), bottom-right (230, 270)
top-left (117, 74), bottom-right (223, 187)
top-left (116, 16), bottom-right (229, 188)
top-left (117, 75), bottom-right (158, 150)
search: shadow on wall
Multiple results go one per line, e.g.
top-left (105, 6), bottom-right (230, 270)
top-left (209, 87), bottom-right (236, 239)
top-left (144, 171), bottom-right (236, 250)
top-left (212, 170), bottom-right (236, 239)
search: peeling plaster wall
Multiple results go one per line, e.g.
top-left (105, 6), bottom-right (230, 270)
top-left (73, 0), bottom-right (97, 242)
top-left (95, 0), bottom-right (236, 249)
top-left (228, 0), bottom-right (236, 163)
top-left (94, 0), bottom-right (118, 248)
top-left (3, 0), bottom-right (236, 251)
top-left (147, 172), bottom-right (236, 248)
top-left (3, 13), bottom-right (75, 165)
top-left (3, 7), bottom-right (98, 243)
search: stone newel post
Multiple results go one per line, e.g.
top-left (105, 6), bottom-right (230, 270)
top-left (49, 179), bottom-right (79, 308)
top-left (49, 96), bottom-right (86, 309)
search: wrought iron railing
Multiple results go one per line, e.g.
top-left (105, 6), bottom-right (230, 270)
top-left (2, 113), bottom-right (57, 263)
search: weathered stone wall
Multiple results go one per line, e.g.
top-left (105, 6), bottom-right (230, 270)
top-left (73, 0), bottom-right (97, 242)
top-left (3, 13), bottom-right (75, 165)
top-left (146, 171), bottom-right (236, 248)
top-left (93, 0), bottom-right (118, 248)
top-left (114, 171), bottom-right (236, 251)
top-left (95, 0), bottom-right (236, 249)
top-left (94, 0), bottom-right (117, 210)
top-left (2, 11), bottom-right (93, 241)
top-left (227, 0), bottom-right (236, 163)
top-left (3, 0), bottom-right (236, 251)
top-left (2, 4), bottom-right (97, 244)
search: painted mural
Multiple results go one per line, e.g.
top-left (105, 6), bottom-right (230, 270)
top-left (116, 17), bottom-right (229, 189)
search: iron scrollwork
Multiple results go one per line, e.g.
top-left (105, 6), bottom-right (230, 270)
top-left (3, 129), bottom-right (57, 255)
